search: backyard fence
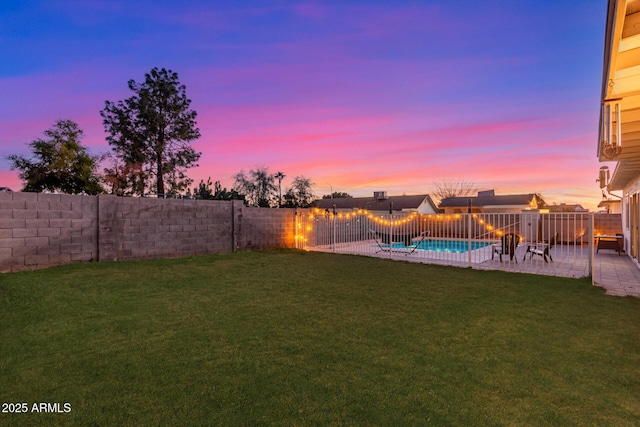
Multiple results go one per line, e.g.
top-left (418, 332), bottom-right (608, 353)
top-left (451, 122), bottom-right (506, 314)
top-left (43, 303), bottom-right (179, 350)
top-left (0, 192), bottom-right (295, 272)
top-left (295, 209), bottom-right (600, 278)
top-left (1, 190), bottom-right (623, 279)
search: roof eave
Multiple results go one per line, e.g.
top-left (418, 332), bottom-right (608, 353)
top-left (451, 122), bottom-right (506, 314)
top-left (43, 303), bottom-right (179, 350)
top-left (598, 0), bottom-right (620, 159)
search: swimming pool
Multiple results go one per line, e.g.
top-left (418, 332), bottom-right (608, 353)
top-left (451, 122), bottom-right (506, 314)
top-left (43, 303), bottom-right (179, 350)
top-left (379, 239), bottom-right (492, 253)
top-left (413, 239), bottom-right (491, 253)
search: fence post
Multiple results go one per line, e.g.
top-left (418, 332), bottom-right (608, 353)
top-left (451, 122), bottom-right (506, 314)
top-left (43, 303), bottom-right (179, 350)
top-left (589, 213), bottom-right (594, 283)
top-left (390, 213), bottom-right (394, 258)
top-left (231, 200), bottom-right (236, 252)
top-left (332, 205), bottom-right (336, 253)
top-left (467, 213), bottom-right (472, 267)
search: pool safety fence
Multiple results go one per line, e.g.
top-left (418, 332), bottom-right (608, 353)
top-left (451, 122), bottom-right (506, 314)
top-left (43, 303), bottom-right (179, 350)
top-left (295, 209), bottom-right (595, 278)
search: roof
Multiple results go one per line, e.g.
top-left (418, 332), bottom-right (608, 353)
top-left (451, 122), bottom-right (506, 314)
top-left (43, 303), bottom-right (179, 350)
top-left (598, 0), bottom-right (640, 190)
top-left (439, 194), bottom-right (536, 208)
top-left (598, 199), bottom-right (621, 207)
top-left (316, 194), bottom-right (436, 211)
top-left (548, 204), bottom-right (589, 213)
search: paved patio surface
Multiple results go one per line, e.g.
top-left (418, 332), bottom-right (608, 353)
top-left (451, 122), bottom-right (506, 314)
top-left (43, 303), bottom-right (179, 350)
top-left (593, 251), bottom-right (640, 297)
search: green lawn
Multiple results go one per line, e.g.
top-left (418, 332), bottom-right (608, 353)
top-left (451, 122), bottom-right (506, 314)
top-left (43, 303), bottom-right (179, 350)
top-left (1, 250), bottom-right (639, 426)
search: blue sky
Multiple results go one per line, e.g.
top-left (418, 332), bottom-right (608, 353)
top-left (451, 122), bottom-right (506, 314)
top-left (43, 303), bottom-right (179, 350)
top-left (0, 0), bottom-right (609, 208)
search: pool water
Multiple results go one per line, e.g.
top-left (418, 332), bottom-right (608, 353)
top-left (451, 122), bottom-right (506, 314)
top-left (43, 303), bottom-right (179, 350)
top-left (413, 239), bottom-right (491, 253)
top-left (378, 239), bottom-right (490, 253)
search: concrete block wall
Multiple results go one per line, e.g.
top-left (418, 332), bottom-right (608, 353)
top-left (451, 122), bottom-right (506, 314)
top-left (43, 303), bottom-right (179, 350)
top-left (593, 214), bottom-right (622, 236)
top-left (0, 192), bottom-right (297, 272)
top-left (0, 192), bottom-right (98, 272)
top-left (238, 205), bottom-right (296, 250)
top-left (97, 195), bottom-right (237, 261)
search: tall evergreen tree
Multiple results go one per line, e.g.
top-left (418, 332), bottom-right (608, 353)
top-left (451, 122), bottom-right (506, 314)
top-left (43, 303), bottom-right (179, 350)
top-left (6, 119), bottom-right (104, 195)
top-left (101, 67), bottom-right (201, 196)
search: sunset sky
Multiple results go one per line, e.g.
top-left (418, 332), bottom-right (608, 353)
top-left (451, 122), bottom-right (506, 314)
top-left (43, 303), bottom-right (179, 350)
top-left (0, 0), bottom-right (609, 209)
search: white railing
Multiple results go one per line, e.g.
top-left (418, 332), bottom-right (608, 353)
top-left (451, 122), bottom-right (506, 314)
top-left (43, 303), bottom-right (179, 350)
top-left (295, 209), bottom-right (593, 278)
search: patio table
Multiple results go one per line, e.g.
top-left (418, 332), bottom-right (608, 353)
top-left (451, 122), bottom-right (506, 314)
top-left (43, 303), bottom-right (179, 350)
top-left (596, 235), bottom-right (622, 255)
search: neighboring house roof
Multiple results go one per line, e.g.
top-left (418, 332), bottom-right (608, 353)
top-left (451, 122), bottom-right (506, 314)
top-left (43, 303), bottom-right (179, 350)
top-left (598, 199), bottom-right (621, 207)
top-left (439, 193), bottom-right (537, 209)
top-left (316, 194), bottom-right (438, 212)
top-left (548, 204), bottom-right (589, 213)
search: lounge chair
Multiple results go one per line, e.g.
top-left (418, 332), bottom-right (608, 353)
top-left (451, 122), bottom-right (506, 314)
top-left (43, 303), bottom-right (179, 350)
top-left (524, 233), bottom-right (559, 262)
top-left (369, 229), bottom-right (389, 253)
top-left (492, 233), bottom-right (519, 262)
top-left (412, 230), bottom-right (431, 244)
top-left (369, 229), bottom-right (423, 254)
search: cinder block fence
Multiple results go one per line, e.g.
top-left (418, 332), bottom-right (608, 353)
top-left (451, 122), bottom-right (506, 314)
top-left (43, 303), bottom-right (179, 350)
top-left (0, 192), bottom-right (296, 272)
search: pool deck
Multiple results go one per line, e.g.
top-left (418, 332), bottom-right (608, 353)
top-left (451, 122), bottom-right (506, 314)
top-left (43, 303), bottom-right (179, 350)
top-left (592, 251), bottom-right (640, 297)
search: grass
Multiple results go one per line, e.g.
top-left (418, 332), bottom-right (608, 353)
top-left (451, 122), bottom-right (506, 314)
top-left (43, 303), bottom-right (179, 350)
top-left (1, 249), bottom-right (640, 426)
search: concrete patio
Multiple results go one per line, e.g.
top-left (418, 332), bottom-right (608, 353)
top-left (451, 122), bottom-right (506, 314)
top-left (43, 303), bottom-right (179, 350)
top-left (593, 251), bottom-right (640, 297)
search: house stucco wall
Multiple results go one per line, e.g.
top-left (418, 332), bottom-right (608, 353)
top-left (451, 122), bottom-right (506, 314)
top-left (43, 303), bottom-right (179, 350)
top-left (622, 176), bottom-right (640, 258)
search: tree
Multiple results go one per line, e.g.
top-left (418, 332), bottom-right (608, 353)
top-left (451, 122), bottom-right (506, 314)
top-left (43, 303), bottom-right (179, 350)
top-left (212, 181), bottom-right (243, 201)
top-left (192, 177), bottom-right (214, 199)
top-left (274, 171), bottom-right (285, 208)
top-left (102, 155), bottom-right (143, 196)
top-left (322, 192), bottom-right (352, 199)
top-left (283, 176), bottom-right (315, 208)
top-left (534, 193), bottom-right (547, 209)
top-left (189, 178), bottom-right (243, 201)
top-left (431, 179), bottom-right (477, 203)
top-left (233, 167), bottom-right (277, 207)
top-left (101, 67), bottom-right (201, 197)
top-left (6, 120), bottom-right (104, 195)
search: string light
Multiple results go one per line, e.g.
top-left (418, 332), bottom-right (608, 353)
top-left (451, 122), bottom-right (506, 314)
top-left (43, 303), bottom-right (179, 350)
top-left (298, 209), bottom-right (507, 243)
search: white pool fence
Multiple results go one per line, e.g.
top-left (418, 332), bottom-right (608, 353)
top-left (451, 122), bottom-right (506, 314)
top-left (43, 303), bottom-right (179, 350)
top-left (294, 209), bottom-right (596, 278)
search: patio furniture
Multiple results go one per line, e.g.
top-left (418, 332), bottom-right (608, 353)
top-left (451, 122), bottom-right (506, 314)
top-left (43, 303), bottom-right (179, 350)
top-left (492, 233), bottom-right (519, 262)
top-left (596, 234), bottom-right (623, 255)
top-left (523, 233), bottom-right (559, 263)
top-left (369, 229), bottom-right (421, 254)
top-left (411, 230), bottom-right (431, 244)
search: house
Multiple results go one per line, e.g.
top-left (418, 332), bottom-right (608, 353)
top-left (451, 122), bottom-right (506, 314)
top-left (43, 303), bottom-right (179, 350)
top-left (315, 191), bottom-right (439, 214)
top-left (597, 0), bottom-right (640, 263)
top-left (548, 203), bottom-right (589, 213)
top-left (598, 199), bottom-right (622, 214)
top-left (439, 190), bottom-right (542, 214)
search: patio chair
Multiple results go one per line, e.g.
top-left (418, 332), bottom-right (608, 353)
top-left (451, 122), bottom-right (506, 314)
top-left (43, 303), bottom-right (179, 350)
top-left (411, 230), bottom-right (431, 243)
top-left (525, 233), bottom-right (559, 263)
top-left (369, 229), bottom-right (421, 254)
top-left (492, 233), bottom-right (519, 262)
top-left (369, 229), bottom-right (389, 253)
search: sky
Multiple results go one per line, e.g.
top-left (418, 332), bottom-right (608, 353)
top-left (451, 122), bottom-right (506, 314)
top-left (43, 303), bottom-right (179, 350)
top-left (0, 0), bottom-right (609, 210)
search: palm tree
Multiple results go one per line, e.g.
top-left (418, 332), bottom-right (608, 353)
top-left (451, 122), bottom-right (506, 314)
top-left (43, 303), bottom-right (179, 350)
top-left (275, 171), bottom-right (285, 208)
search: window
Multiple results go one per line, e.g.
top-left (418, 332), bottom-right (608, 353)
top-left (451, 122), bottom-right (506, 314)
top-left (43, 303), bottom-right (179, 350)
top-left (625, 196), bottom-right (630, 229)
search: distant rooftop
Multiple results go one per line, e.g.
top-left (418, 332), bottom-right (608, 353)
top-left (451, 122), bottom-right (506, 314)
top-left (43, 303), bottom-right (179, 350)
top-left (439, 191), bottom-right (537, 208)
top-left (316, 192), bottom-right (437, 213)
